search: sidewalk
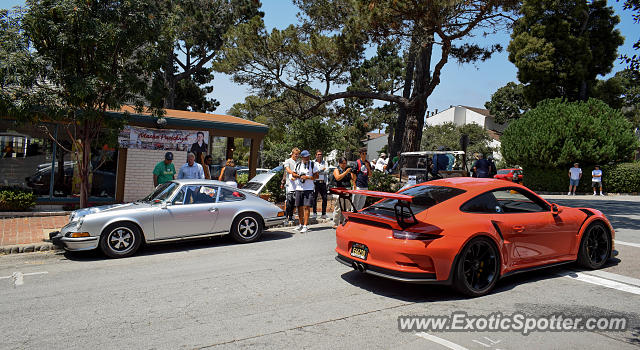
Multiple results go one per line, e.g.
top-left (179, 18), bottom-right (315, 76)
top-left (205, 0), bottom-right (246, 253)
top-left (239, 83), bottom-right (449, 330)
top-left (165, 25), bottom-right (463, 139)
top-left (541, 194), bottom-right (640, 202)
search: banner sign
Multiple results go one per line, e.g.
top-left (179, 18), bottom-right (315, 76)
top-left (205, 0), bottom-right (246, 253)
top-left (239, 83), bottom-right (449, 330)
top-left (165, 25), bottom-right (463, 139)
top-left (118, 126), bottom-right (209, 152)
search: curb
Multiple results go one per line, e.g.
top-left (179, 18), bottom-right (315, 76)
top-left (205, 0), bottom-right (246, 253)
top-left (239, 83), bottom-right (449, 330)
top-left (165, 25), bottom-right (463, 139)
top-left (0, 219), bottom-right (336, 256)
top-left (0, 242), bottom-right (62, 255)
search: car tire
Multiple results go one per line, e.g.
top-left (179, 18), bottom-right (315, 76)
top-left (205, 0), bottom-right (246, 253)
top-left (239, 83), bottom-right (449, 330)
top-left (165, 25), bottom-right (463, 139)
top-left (577, 222), bottom-right (611, 269)
top-left (230, 213), bottom-right (263, 243)
top-left (99, 222), bottom-right (143, 258)
top-left (453, 236), bottom-right (500, 297)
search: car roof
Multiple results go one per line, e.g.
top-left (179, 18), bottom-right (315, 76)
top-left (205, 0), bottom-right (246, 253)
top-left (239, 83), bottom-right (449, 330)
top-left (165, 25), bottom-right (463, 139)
top-left (425, 177), bottom-right (527, 194)
top-left (171, 179), bottom-right (228, 186)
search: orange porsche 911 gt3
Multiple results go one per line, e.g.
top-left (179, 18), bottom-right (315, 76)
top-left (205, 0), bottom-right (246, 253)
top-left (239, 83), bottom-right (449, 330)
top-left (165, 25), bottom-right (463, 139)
top-left (332, 178), bottom-right (616, 297)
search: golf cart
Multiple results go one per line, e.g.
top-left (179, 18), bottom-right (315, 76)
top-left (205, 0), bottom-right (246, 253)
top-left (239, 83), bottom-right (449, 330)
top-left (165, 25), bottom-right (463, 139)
top-left (397, 150), bottom-right (469, 187)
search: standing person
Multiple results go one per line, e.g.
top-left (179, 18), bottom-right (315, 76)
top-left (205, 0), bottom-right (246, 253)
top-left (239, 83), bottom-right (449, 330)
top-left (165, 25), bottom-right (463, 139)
top-left (218, 159), bottom-right (238, 188)
top-left (190, 131), bottom-right (208, 160)
top-left (592, 165), bottom-right (604, 196)
top-left (293, 150), bottom-right (318, 233)
top-left (204, 155), bottom-right (214, 179)
top-left (487, 155), bottom-right (497, 177)
top-left (332, 157), bottom-right (355, 228)
top-left (472, 153), bottom-right (491, 178)
top-left (312, 150), bottom-right (328, 219)
top-left (178, 152), bottom-right (205, 179)
top-left (352, 147), bottom-right (372, 211)
top-left (375, 153), bottom-right (388, 172)
top-left (153, 152), bottom-right (176, 186)
top-left (283, 148), bottom-right (300, 224)
top-left (568, 163), bottom-right (582, 195)
top-left (445, 147), bottom-right (455, 171)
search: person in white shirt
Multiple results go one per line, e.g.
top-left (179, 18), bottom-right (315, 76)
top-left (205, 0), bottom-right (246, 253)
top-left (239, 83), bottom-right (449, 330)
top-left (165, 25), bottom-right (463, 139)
top-left (592, 165), bottom-right (604, 196)
top-left (178, 152), bottom-right (205, 179)
top-left (283, 148), bottom-right (300, 224)
top-left (312, 149), bottom-right (328, 219)
top-left (375, 153), bottom-right (388, 172)
top-left (568, 163), bottom-right (582, 195)
top-left (292, 150), bottom-right (319, 233)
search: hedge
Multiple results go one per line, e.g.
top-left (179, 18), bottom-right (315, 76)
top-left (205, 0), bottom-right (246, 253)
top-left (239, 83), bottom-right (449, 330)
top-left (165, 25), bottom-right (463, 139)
top-left (523, 162), bottom-right (640, 193)
top-left (0, 187), bottom-right (37, 211)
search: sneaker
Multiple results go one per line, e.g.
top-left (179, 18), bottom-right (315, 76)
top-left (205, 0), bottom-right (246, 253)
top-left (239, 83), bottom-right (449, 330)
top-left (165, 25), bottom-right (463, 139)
top-left (311, 213), bottom-right (317, 218)
top-left (295, 225), bottom-right (303, 231)
top-left (321, 214), bottom-right (327, 219)
top-left (300, 226), bottom-right (309, 233)
top-left (600, 193), bottom-right (605, 196)
top-left (568, 192), bottom-right (572, 195)
top-left (593, 193), bottom-right (597, 196)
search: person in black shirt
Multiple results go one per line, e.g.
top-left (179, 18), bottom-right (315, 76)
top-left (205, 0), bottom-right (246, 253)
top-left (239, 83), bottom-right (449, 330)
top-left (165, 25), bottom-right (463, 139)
top-left (190, 131), bottom-right (208, 160)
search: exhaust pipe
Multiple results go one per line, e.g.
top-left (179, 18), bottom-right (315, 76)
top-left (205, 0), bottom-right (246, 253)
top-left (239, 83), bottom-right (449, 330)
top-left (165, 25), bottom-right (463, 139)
top-left (356, 262), bottom-right (366, 273)
top-left (351, 262), bottom-right (358, 270)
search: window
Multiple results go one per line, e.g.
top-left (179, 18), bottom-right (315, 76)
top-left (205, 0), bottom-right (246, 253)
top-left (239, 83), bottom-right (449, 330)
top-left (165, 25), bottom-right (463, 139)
top-left (182, 185), bottom-right (218, 204)
top-left (172, 187), bottom-right (186, 204)
top-left (492, 188), bottom-right (549, 213)
top-left (364, 185), bottom-right (466, 216)
top-left (217, 187), bottom-right (245, 202)
top-left (460, 192), bottom-right (502, 214)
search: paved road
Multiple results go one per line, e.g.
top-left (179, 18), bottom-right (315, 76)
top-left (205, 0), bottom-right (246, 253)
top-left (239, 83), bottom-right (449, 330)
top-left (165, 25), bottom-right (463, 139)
top-left (1, 197), bottom-right (639, 349)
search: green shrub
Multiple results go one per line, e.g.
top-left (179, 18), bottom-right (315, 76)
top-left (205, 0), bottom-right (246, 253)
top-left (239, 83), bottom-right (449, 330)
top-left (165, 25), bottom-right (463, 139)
top-left (264, 170), bottom-right (286, 203)
top-left (0, 187), bottom-right (37, 211)
top-left (365, 171), bottom-right (400, 206)
top-left (502, 99), bottom-right (638, 168)
top-left (237, 173), bottom-right (249, 186)
top-left (603, 162), bottom-right (640, 193)
top-left (523, 162), bottom-right (640, 193)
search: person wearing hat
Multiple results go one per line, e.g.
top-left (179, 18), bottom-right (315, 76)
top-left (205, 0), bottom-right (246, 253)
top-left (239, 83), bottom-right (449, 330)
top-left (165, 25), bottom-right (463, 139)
top-left (292, 150), bottom-right (319, 233)
top-left (375, 152), bottom-right (388, 172)
top-left (592, 165), bottom-right (604, 196)
top-left (153, 152), bottom-right (176, 187)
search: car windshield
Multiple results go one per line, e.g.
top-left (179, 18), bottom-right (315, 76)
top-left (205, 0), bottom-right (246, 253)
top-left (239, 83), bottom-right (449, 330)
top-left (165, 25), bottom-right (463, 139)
top-left (141, 182), bottom-right (179, 202)
top-left (497, 170), bottom-right (511, 174)
top-left (243, 182), bottom-right (262, 191)
top-left (363, 185), bottom-right (466, 216)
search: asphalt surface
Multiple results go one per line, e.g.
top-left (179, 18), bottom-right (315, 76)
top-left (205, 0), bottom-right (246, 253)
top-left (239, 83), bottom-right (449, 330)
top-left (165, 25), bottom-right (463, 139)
top-left (1, 197), bottom-right (639, 349)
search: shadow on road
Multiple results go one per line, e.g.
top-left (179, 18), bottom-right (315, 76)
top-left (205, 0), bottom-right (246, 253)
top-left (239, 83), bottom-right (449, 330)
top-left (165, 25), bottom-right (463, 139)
top-left (339, 257), bottom-right (621, 302)
top-left (61, 229), bottom-right (294, 261)
top-left (551, 199), bottom-right (640, 231)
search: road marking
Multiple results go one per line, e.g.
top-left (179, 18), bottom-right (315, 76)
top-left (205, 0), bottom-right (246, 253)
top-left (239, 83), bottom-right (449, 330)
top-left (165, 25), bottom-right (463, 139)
top-left (615, 240), bottom-right (640, 248)
top-left (416, 332), bottom-right (469, 350)
top-left (0, 271), bottom-right (48, 280)
top-left (582, 270), bottom-right (640, 288)
top-left (557, 270), bottom-right (640, 295)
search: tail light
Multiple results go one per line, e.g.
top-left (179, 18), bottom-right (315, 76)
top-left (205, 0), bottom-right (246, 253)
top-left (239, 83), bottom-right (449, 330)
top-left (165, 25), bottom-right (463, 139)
top-left (392, 230), bottom-right (442, 240)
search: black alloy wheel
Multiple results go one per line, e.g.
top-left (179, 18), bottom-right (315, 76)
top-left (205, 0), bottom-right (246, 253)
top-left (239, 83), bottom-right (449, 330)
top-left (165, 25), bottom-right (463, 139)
top-left (577, 222), bottom-right (611, 269)
top-left (454, 237), bottom-right (500, 297)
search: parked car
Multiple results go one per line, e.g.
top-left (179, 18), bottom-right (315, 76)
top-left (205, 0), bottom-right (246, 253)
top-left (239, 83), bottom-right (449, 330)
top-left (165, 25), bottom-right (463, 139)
top-left (26, 162), bottom-right (116, 197)
top-left (494, 168), bottom-right (523, 183)
top-left (332, 177), bottom-right (615, 297)
top-left (51, 177), bottom-right (285, 258)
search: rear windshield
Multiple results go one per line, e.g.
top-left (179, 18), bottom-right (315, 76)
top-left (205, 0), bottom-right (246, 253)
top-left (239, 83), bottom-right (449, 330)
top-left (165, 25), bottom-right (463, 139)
top-left (242, 182), bottom-right (262, 191)
top-left (497, 170), bottom-right (510, 174)
top-left (362, 185), bottom-right (466, 216)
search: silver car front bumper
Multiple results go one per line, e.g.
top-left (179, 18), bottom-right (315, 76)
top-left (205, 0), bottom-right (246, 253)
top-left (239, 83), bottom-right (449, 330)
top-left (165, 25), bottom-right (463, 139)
top-left (264, 216), bottom-right (286, 228)
top-left (51, 225), bottom-right (100, 251)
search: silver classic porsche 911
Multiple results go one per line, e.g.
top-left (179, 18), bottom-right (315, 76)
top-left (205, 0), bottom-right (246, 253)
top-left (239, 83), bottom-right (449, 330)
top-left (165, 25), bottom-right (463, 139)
top-left (50, 176), bottom-right (285, 258)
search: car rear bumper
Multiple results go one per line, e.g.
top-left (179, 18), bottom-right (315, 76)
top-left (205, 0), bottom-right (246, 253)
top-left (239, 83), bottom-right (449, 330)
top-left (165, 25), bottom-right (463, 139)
top-left (50, 230), bottom-right (99, 251)
top-left (336, 254), bottom-right (441, 284)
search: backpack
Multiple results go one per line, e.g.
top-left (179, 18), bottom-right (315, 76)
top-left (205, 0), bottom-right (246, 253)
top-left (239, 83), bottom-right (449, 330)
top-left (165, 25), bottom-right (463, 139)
top-left (295, 160), bottom-right (315, 178)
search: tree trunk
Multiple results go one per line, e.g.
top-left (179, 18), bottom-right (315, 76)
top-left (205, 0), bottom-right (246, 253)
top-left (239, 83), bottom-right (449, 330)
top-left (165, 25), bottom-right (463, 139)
top-left (403, 31), bottom-right (434, 153)
top-left (79, 126), bottom-right (92, 208)
top-left (164, 50), bottom-right (176, 109)
top-left (391, 37), bottom-right (418, 158)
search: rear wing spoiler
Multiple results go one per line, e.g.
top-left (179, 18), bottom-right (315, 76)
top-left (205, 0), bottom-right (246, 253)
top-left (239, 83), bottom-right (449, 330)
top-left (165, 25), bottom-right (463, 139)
top-left (330, 188), bottom-right (417, 229)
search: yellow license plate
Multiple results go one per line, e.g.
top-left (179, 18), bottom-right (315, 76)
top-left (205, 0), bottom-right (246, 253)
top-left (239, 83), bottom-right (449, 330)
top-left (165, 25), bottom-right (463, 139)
top-left (350, 243), bottom-right (368, 260)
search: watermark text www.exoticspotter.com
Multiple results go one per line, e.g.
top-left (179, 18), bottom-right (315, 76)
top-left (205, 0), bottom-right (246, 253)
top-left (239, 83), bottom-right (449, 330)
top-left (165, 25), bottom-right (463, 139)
top-left (398, 312), bottom-right (628, 336)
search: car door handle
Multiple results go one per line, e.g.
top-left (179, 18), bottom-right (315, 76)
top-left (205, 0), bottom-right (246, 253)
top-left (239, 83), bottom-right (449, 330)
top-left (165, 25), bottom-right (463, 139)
top-left (209, 207), bottom-right (218, 213)
top-left (512, 225), bottom-right (525, 233)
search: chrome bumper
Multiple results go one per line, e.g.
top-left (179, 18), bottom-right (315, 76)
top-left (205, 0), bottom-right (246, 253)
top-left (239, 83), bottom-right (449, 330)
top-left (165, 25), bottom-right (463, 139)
top-left (53, 225), bottom-right (100, 251)
top-left (264, 216), bottom-right (286, 228)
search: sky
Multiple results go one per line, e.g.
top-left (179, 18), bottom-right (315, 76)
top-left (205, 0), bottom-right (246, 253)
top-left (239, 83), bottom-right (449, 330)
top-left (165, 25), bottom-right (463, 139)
top-left (3, 0), bottom-right (639, 117)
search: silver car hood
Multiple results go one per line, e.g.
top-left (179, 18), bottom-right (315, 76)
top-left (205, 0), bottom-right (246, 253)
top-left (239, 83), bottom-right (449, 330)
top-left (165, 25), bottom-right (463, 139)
top-left (242, 172), bottom-right (277, 195)
top-left (70, 202), bottom-right (152, 221)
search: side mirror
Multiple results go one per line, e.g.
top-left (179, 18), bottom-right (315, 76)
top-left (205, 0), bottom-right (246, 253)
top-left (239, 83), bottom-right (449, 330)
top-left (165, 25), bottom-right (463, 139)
top-left (551, 203), bottom-right (563, 215)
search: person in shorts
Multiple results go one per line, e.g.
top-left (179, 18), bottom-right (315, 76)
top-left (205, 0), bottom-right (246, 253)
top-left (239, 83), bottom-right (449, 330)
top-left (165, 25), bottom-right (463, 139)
top-left (592, 165), bottom-right (604, 196)
top-left (352, 147), bottom-right (372, 211)
top-left (284, 148), bottom-right (300, 224)
top-left (293, 150), bottom-right (318, 233)
top-left (568, 163), bottom-right (582, 195)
